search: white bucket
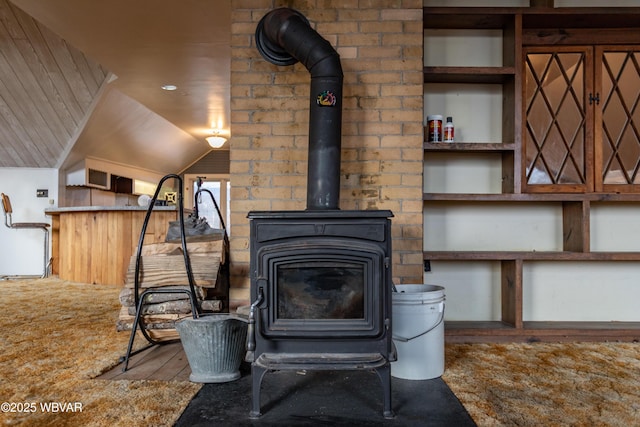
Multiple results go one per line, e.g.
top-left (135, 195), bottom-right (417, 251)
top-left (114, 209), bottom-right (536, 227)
top-left (391, 284), bottom-right (445, 380)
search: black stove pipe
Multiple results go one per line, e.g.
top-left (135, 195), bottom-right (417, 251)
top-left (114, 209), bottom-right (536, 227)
top-left (255, 8), bottom-right (343, 210)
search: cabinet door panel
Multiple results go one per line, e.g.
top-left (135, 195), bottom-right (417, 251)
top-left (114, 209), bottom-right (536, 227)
top-left (598, 47), bottom-right (640, 192)
top-left (523, 46), bottom-right (593, 193)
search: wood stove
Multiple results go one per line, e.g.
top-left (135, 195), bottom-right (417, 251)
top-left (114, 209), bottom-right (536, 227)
top-left (246, 210), bottom-right (395, 418)
top-left (246, 8), bottom-right (396, 419)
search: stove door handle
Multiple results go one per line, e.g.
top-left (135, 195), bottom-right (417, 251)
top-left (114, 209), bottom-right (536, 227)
top-left (246, 285), bottom-right (266, 362)
top-left (255, 278), bottom-right (267, 307)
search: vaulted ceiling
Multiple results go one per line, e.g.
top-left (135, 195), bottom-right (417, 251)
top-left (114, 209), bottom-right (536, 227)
top-left (1, 0), bottom-right (230, 173)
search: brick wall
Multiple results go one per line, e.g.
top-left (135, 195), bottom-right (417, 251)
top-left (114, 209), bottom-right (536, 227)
top-left (229, 0), bottom-right (424, 305)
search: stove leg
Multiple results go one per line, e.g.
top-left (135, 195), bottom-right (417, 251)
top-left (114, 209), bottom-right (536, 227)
top-left (376, 364), bottom-right (395, 419)
top-left (249, 364), bottom-right (267, 419)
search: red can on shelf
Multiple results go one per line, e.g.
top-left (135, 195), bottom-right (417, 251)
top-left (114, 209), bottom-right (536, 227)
top-left (427, 115), bottom-right (443, 142)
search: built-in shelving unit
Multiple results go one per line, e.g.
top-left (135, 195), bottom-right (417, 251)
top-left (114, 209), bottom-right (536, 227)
top-left (423, 6), bottom-right (640, 342)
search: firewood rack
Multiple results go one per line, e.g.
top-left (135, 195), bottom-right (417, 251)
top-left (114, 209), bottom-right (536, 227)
top-left (120, 173), bottom-right (229, 371)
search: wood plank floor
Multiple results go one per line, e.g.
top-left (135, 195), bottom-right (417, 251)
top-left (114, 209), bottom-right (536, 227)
top-left (97, 341), bottom-right (191, 381)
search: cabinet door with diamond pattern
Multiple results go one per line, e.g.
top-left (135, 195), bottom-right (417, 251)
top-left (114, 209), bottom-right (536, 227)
top-left (525, 45), bottom-right (640, 194)
top-left (523, 46), bottom-right (594, 193)
top-left (596, 47), bottom-right (640, 193)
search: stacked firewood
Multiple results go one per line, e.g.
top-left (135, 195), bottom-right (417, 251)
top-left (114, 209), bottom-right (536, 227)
top-left (117, 237), bottom-right (227, 341)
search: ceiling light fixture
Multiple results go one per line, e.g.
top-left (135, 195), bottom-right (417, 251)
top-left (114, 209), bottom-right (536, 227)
top-left (206, 130), bottom-right (227, 148)
top-left (161, 84), bottom-right (177, 91)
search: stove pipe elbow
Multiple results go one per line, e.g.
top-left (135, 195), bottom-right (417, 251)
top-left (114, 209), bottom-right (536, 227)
top-left (256, 8), bottom-right (343, 210)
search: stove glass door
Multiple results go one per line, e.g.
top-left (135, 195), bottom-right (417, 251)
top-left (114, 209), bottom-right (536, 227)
top-left (277, 261), bottom-right (364, 320)
top-left (258, 241), bottom-right (385, 338)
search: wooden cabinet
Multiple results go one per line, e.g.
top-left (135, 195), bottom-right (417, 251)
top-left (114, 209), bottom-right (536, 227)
top-left (48, 207), bottom-right (179, 286)
top-left (423, 7), bottom-right (640, 342)
top-left (523, 45), bottom-right (640, 193)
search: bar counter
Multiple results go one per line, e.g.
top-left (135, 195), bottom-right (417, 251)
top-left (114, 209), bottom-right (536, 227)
top-left (46, 206), bottom-right (182, 285)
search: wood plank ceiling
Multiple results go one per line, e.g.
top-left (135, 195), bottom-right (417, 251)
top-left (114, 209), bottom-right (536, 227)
top-left (0, 0), bottom-right (231, 173)
top-left (0, 0), bottom-right (107, 168)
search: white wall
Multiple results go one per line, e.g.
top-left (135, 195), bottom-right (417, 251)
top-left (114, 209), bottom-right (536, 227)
top-left (424, 29), bottom-right (503, 142)
top-left (0, 168), bottom-right (58, 276)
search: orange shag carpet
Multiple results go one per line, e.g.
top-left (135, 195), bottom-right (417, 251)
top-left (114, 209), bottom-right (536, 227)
top-left (1, 278), bottom-right (638, 426)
